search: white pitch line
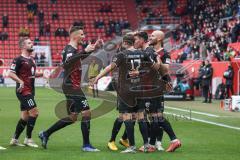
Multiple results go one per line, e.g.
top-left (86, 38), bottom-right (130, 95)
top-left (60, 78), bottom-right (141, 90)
top-left (164, 112), bottom-right (240, 131)
top-left (165, 106), bottom-right (220, 117)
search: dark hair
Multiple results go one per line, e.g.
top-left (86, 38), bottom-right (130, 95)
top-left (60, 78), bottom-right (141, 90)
top-left (18, 37), bottom-right (30, 49)
top-left (134, 31), bottom-right (148, 42)
top-left (69, 25), bottom-right (84, 35)
top-left (123, 34), bottom-right (135, 45)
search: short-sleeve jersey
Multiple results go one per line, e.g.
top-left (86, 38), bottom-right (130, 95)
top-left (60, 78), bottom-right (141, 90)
top-left (10, 55), bottom-right (36, 96)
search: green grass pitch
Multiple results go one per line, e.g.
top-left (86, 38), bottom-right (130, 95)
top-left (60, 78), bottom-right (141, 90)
top-left (0, 87), bottom-right (240, 160)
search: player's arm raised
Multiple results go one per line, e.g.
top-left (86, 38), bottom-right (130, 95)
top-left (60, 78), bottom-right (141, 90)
top-left (81, 39), bottom-right (104, 59)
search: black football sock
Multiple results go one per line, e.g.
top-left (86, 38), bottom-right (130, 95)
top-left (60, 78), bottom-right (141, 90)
top-left (149, 117), bottom-right (159, 145)
top-left (26, 116), bottom-right (37, 139)
top-left (92, 89), bottom-right (95, 97)
top-left (81, 116), bottom-right (90, 145)
top-left (13, 119), bottom-right (27, 139)
top-left (146, 121), bottom-right (151, 139)
top-left (96, 89), bottom-right (98, 97)
top-left (122, 129), bottom-right (128, 140)
top-left (138, 119), bottom-right (148, 145)
top-left (158, 117), bottom-right (177, 141)
top-left (122, 120), bottom-right (136, 140)
top-left (45, 117), bottom-right (74, 137)
top-left (156, 127), bottom-right (164, 142)
top-left (110, 117), bottom-right (123, 142)
top-left (124, 120), bottom-right (135, 146)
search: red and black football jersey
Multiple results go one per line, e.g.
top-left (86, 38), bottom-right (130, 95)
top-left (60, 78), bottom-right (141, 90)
top-left (10, 55), bottom-right (36, 96)
top-left (156, 48), bottom-right (171, 64)
top-left (144, 46), bottom-right (171, 64)
top-left (61, 45), bottom-right (83, 90)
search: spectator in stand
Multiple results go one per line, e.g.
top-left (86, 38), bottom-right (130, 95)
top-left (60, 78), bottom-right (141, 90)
top-left (213, 46), bottom-right (223, 61)
top-left (200, 41), bottom-right (207, 59)
top-left (26, 1), bottom-right (38, 15)
top-left (168, 0), bottom-right (177, 14)
top-left (231, 19), bottom-right (240, 43)
top-left (223, 62), bottom-right (234, 98)
top-left (27, 1), bottom-right (33, 12)
top-left (118, 18), bottom-right (125, 29)
top-left (191, 41), bottom-right (200, 60)
top-left (115, 23), bottom-right (121, 36)
top-left (17, 0), bottom-right (27, 4)
top-left (38, 10), bottom-right (44, 23)
top-left (55, 27), bottom-right (68, 37)
top-left (109, 23), bottom-right (115, 34)
top-left (19, 26), bottom-right (30, 37)
top-left (52, 11), bottom-right (59, 20)
top-left (105, 27), bottom-right (112, 37)
top-left (170, 0), bottom-right (239, 62)
top-left (40, 52), bottom-right (46, 67)
top-left (218, 36), bottom-right (228, 51)
top-left (98, 18), bottom-right (105, 28)
top-left (45, 22), bottom-right (51, 36)
top-left (178, 42), bottom-right (191, 63)
top-left (2, 13), bottom-right (8, 28)
top-left (39, 21), bottom-right (44, 36)
top-left (34, 36), bottom-right (40, 45)
top-left (50, 0), bottom-right (57, 4)
top-left (0, 31), bottom-right (8, 41)
top-left (34, 53), bottom-right (41, 66)
top-left (99, 2), bottom-right (112, 13)
top-left (27, 11), bottom-right (34, 24)
top-left (94, 18), bottom-right (99, 28)
top-left (108, 18), bottom-right (115, 26)
top-left (224, 47), bottom-right (236, 61)
top-left (135, 0), bottom-right (143, 6)
top-left (123, 20), bottom-right (130, 29)
top-left (94, 18), bottom-right (105, 29)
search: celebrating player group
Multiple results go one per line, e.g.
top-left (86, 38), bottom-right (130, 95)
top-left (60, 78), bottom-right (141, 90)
top-left (3, 25), bottom-right (181, 153)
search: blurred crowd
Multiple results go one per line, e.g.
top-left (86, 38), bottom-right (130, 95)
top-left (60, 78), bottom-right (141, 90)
top-left (172, 0), bottom-right (240, 62)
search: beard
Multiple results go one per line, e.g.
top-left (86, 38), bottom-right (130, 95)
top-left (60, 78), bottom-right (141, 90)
top-left (149, 39), bottom-right (157, 45)
top-left (78, 39), bottom-right (83, 45)
top-left (27, 48), bottom-right (34, 53)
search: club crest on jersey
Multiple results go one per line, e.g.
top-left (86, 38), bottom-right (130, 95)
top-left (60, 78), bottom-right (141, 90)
top-left (145, 102), bottom-right (150, 108)
top-left (166, 58), bottom-right (171, 64)
top-left (31, 67), bottom-right (35, 75)
top-left (66, 53), bottom-right (73, 62)
top-left (10, 64), bottom-right (16, 70)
